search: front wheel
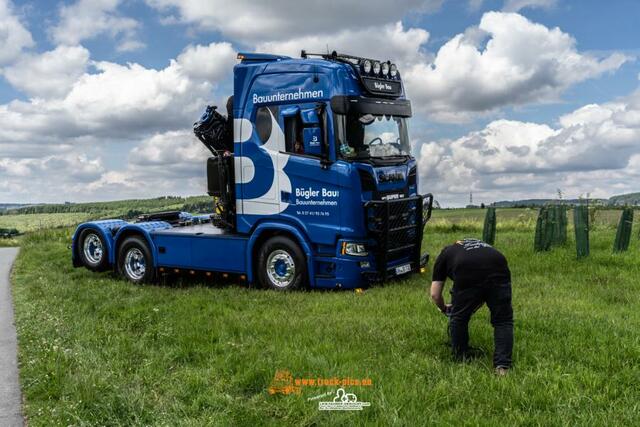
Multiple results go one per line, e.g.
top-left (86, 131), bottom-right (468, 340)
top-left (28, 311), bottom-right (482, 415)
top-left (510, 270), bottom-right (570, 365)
top-left (118, 236), bottom-right (155, 284)
top-left (257, 236), bottom-right (306, 291)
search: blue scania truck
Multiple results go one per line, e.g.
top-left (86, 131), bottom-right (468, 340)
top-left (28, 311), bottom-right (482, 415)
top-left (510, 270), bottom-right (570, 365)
top-left (72, 51), bottom-right (433, 290)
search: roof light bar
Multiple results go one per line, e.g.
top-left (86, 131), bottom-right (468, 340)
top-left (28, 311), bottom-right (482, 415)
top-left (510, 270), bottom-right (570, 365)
top-left (299, 50), bottom-right (400, 84)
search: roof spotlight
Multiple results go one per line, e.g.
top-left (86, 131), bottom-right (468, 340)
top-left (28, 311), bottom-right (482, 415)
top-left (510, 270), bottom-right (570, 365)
top-left (372, 61), bottom-right (381, 75)
top-left (390, 63), bottom-right (397, 77)
top-left (362, 59), bottom-right (372, 74)
top-left (381, 62), bottom-right (390, 76)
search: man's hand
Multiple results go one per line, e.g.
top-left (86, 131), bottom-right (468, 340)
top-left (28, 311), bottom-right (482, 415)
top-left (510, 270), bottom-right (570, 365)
top-left (444, 303), bottom-right (452, 316)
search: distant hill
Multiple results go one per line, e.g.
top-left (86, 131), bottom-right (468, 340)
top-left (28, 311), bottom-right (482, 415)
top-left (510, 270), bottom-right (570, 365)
top-left (0, 195), bottom-right (213, 218)
top-left (491, 199), bottom-right (606, 208)
top-left (609, 192), bottom-right (640, 206)
top-left (2, 191), bottom-right (638, 215)
top-left (0, 203), bottom-right (33, 211)
top-left (492, 192), bottom-right (639, 208)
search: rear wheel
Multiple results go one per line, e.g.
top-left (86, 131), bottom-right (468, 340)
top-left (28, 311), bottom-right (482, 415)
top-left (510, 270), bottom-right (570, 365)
top-left (118, 236), bottom-right (155, 284)
top-left (78, 229), bottom-right (109, 271)
top-left (257, 236), bottom-right (306, 291)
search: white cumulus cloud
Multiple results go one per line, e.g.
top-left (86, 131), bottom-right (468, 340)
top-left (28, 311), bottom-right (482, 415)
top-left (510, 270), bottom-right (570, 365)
top-left (2, 45), bottom-right (90, 98)
top-left (502, 0), bottom-right (557, 12)
top-left (83, 129), bottom-right (210, 199)
top-left (404, 12), bottom-right (629, 122)
top-left (176, 42), bottom-right (237, 81)
top-left (0, 42), bottom-right (236, 146)
top-left (256, 22), bottom-right (430, 68)
top-left (50, 0), bottom-right (144, 52)
top-left (129, 129), bottom-right (209, 172)
top-left (0, 0), bottom-right (34, 65)
top-left (0, 41), bottom-right (237, 202)
top-left (146, 0), bottom-right (442, 43)
top-left (418, 87), bottom-right (640, 205)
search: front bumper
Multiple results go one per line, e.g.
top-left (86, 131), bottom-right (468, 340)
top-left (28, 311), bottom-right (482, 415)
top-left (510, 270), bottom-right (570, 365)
top-left (362, 252), bottom-right (429, 284)
top-left (312, 194), bottom-right (433, 289)
top-left (312, 252), bottom-right (429, 289)
top-left (364, 193), bottom-right (433, 281)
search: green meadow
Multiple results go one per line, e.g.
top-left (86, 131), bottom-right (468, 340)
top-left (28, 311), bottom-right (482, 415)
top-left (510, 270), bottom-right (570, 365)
top-left (7, 207), bottom-right (640, 425)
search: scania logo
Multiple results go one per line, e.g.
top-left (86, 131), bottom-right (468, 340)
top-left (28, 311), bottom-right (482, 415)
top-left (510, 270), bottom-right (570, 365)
top-left (377, 171), bottom-right (404, 183)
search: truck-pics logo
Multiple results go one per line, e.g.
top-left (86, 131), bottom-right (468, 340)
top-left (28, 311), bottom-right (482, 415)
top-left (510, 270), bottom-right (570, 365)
top-left (268, 370), bottom-right (301, 395)
top-left (252, 88), bottom-right (324, 104)
top-left (318, 388), bottom-right (371, 411)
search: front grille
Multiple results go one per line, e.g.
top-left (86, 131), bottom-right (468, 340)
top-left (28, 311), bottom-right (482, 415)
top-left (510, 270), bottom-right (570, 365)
top-left (365, 196), bottom-right (424, 279)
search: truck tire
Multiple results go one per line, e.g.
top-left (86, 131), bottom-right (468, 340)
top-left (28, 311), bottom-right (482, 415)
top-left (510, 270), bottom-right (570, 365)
top-left (257, 236), bottom-right (306, 291)
top-left (78, 229), bottom-right (109, 272)
top-left (117, 236), bottom-right (156, 284)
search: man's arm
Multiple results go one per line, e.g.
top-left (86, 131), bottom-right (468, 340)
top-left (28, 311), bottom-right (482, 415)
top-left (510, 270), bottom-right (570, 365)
top-left (431, 281), bottom-right (452, 315)
top-left (430, 281), bottom-right (448, 313)
top-left (430, 246), bottom-right (452, 314)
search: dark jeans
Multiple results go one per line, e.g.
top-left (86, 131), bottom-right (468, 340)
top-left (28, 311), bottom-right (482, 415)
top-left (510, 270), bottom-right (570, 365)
top-left (449, 282), bottom-right (513, 368)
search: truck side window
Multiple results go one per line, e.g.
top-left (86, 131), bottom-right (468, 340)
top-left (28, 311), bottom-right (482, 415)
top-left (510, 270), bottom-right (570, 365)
top-left (284, 114), bottom-right (305, 155)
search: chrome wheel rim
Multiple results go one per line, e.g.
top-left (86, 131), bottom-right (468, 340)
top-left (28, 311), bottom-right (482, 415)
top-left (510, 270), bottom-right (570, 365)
top-left (83, 233), bottom-right (103, 265)
top-left (124, 248), bottom-right (146, 281)
top-left (266, 249), bottom-right (295, 288)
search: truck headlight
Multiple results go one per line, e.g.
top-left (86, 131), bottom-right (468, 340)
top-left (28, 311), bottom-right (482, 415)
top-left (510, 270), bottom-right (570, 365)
top-left (362, 60), bottom-right (372, 74)
top-left (390, 63), bottom-right (397, 77)
top-left (381, 62), bottom-right (389, 76)
top-left (372, 61), bottom-right (381, 75)
top-left (341, 242), bottom-right (368, 257)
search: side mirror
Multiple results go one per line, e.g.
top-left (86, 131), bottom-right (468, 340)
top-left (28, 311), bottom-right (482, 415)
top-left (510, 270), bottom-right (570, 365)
top-left (300, 108), bottom-right (319, 124)
top-left (318, 105), bottom-right (333, 168)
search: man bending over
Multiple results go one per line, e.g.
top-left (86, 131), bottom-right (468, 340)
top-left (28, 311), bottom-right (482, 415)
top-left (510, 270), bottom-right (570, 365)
top-left (430, 238), bottom-right (513, 375)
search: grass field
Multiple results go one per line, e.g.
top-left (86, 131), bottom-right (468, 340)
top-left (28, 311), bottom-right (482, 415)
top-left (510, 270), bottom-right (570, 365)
top-left (0, 196), bottom-right (212, 247)
top-left (0, 212), bottom-right (94, 233)
top-left (9, 209), bottom-right (640, 425)
top-left (0, 212), bottom-right (94, 247)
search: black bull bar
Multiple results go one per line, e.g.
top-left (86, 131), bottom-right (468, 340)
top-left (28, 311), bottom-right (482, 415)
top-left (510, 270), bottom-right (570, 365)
top-left (364, 193), bottom-right (434, 281)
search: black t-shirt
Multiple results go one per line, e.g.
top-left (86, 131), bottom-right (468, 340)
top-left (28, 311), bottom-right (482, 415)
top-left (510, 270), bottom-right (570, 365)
top-left (432, 238), bottom-right (511, 288)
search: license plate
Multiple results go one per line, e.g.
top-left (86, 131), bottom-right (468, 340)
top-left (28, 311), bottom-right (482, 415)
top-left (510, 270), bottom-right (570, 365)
top-left (395, 263), bottom-right (412, 275)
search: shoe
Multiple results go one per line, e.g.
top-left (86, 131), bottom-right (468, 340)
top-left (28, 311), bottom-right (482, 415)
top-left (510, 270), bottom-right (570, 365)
top-left (463, 346), bottom-right (485, 360)
top-left (495, 366), bottom-right (509, 376)
top-left (453, 346), bottom-right (485, 362)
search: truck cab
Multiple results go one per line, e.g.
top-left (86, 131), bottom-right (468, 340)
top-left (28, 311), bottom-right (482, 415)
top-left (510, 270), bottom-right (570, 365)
top-left (72, 51), bottom-right (433, 290)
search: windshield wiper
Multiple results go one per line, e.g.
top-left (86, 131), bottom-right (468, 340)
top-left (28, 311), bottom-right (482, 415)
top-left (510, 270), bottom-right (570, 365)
top-left (349, 154), bottom-right (409, 161)
top-left (369, 155), bottom-right (410, 160)
top-left (348, 155), bottom-right (410, 166)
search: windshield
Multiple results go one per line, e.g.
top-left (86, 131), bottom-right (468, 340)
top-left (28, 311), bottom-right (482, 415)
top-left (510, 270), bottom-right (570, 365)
top-left (334, 113), bottom-right (411, 160)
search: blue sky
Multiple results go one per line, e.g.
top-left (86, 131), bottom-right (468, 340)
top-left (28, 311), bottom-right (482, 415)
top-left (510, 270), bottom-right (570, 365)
top-left (0, 0), bottom-right (639, 206)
